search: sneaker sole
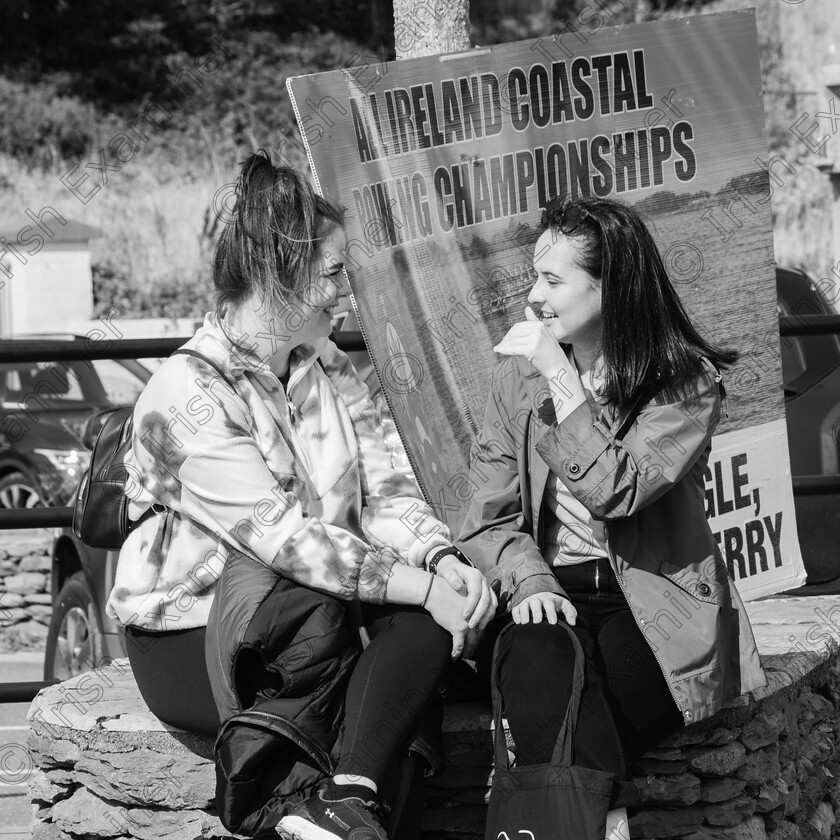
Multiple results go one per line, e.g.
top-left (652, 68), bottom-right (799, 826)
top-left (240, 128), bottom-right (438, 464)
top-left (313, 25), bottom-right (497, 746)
top-left (276, 815), bottom-right (342, 840)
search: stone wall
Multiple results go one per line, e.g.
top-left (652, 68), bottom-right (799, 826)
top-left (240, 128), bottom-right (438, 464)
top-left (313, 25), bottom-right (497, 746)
top-left (0, 530), bottom-right (53, 651)
top-left (26, 647), bottom-right (840, 840)
top-left (26, 658), bottom-right (230, 840)
top-left (422, 651), bottom-right (840, 840)
top-left (627, 654), bottom-right (839, 840)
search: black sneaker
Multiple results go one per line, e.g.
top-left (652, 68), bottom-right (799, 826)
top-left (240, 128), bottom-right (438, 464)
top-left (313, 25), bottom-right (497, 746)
top-left (277, 784), bottom-right (390, 840)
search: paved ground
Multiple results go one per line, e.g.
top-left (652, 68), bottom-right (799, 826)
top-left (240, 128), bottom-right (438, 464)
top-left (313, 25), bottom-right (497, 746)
top-left (0, 530), bottom-right (53, 839)
top-left (0, 652), bottom-right (42, 840)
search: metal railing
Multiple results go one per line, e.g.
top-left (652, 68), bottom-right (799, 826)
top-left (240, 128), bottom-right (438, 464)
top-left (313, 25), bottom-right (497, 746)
top-left (0, 332), bottom-right (366, 531)
top-left (778, 314), bottom-right (840, 337)
top-left (778, 314), bottom-right (840, 494)
top-left (1, 319), bottom-right (839, 704)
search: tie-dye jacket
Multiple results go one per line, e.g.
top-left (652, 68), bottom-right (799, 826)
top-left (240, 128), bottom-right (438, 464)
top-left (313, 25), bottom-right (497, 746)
top-left (105, 312), bottom-right (451, 632)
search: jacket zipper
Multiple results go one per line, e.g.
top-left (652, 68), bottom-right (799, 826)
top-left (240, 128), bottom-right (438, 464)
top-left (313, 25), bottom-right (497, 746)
top-left (217, 708), bottom-right (334, 774)
top-left (604, 525), bottom-right (688, 724)
top-left (284, 385), bottom-right (313, 475)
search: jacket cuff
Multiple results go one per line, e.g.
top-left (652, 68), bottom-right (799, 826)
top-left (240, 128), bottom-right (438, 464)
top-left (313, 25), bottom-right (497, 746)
top-left (536, 401), bottom-right (611, 483)
top-left (359, 547), bottom-right (401, 603)
top-left (509, 570), bottom-right (565, 610)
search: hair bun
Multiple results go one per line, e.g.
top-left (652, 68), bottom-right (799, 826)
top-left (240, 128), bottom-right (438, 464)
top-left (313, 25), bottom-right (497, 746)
top-left (212, 154), bottom-right (345, 317)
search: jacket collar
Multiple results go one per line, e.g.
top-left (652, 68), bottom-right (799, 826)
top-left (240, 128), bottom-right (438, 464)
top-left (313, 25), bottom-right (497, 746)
top-left (521, 359), bottom-right (646, 466)
top-left (189, 311), bottom-right (328, 388)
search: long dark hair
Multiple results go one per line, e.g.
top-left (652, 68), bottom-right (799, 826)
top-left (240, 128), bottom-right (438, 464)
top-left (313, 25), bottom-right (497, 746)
top-left (213, 150), bottom-right (344, 315)
top-left (539, 195), bottom-right (737, 409)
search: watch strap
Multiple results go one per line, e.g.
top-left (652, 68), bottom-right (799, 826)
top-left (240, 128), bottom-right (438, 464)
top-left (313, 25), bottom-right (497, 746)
top-left (427, 546), bottom-right (472, 575)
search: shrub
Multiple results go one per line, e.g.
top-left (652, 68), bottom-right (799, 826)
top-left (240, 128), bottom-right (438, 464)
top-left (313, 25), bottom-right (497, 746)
top-left (0, 77), bottom-right (102, 167)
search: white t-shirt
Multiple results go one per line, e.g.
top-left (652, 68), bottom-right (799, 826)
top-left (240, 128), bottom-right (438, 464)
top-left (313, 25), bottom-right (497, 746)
top-left (541, 355), bottom-right (609, 567)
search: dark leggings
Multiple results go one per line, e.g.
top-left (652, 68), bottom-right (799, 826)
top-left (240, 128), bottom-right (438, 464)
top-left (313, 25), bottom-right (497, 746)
top-left (335, 603), bottom-right (450, 786)
top-left (125, 624), bottom-right (221, 736)
top-left (489, 575), bottom-right (684, 781)
top-left (125, 603), bottom-right (450, 787)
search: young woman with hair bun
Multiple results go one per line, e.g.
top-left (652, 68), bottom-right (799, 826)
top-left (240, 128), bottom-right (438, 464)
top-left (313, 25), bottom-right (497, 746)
top-left (106, 150), bottom-right (496, 840)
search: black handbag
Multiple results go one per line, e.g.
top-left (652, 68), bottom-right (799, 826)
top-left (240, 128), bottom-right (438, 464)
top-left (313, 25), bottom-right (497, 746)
top-left (72, 348), bottom-right (233, 550)
top-left (485, 621), bottom-right (614, 840)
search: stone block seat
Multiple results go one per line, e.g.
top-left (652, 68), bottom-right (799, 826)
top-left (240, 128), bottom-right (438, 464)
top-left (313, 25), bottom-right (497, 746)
top-left (27, 597), bottom-right (840, 840)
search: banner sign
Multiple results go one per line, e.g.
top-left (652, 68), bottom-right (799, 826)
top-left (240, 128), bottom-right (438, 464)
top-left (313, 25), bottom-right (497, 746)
top-left (288, 10), bottom-right (806, 599)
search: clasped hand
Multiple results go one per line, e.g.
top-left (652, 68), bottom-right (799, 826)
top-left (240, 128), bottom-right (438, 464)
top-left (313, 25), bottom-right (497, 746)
top-left (427, 558), bottom-right (497, 660)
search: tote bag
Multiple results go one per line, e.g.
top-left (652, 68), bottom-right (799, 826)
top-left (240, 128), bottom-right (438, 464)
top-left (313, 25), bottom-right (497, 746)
top-left (485, 621), bottom-right (614, 840)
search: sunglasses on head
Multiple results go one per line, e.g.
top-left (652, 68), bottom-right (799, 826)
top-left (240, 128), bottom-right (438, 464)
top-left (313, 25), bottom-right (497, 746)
top-left (540, 196), bottom-right (592, 232)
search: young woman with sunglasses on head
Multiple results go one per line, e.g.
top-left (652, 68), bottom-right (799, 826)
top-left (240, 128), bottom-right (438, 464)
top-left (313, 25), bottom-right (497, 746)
top-left (458, 195), bottom-right (767, 834)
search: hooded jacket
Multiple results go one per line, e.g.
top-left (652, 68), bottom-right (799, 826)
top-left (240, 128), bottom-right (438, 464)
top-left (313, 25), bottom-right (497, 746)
top-left (458, 354), bottom-right (767, 726)
top-left (207, 550), bottom-right (360, 836)
top-left (106, 312), bottom-right (451, 632)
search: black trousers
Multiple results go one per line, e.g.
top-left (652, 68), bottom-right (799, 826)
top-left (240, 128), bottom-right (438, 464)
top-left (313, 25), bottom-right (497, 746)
top-left (125, 623), bottom-right (221, 736)
top-left (125, 602), bottom-right (450, 787)
top-left (479, 558), bottom-right (683, 795)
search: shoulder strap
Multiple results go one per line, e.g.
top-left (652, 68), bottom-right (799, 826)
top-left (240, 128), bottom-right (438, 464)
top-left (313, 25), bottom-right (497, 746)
top-left (172, 348), bottom-right (236, 388)
top-left (612, 393), bottom-right (645, 441)
top-left (700, 355), bottom-right (727, 413)
top-left (118, 349), bottom-right (234, 538)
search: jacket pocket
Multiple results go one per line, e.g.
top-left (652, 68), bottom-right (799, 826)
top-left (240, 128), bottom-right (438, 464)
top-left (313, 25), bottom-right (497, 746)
top-left (659, 557), bottom-right (725, 607)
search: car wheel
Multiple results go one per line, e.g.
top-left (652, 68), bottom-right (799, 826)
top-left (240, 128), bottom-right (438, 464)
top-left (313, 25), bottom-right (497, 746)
top-left (0, 470), bottom-right (42, 509)
top-left (44, 571), bottom-right (105, 681)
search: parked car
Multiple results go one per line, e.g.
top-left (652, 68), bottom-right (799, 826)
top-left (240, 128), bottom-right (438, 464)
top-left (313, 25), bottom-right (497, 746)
top-left (775, 267), bottom-right (840, 589)
top-left (44, 271), bottom-right (840, 679)
top-left (0, 351), bottom-right (152, 509)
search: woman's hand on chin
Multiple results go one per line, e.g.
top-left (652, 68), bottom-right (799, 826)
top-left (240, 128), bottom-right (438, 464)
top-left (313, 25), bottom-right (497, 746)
top-left (493, 307), bottom-right (573, 380)
top-left (511, 592), bottom-right (577, 626)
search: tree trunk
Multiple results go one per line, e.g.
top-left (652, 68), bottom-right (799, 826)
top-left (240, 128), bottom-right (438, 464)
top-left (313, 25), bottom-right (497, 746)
top-left (392, 0), bottom-right (470, 60)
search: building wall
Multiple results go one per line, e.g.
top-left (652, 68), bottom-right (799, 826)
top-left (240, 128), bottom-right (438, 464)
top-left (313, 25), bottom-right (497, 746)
top-left (4, 241), bottom-right (93, 336)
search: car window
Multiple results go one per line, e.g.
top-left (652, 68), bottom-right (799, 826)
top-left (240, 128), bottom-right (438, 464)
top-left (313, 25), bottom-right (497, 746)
top-left (0, 358), bottom-right (117, 407)
top-left (91, 359), bottom-right (149, 405)
top-left (776, 298), bottom-right (807, 388)
top-left (0, 362), bottom-right (92, 407)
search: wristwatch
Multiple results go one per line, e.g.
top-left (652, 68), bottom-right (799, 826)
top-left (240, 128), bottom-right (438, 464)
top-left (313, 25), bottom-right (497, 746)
top-left (427, 545), bottom-right (472, 575)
